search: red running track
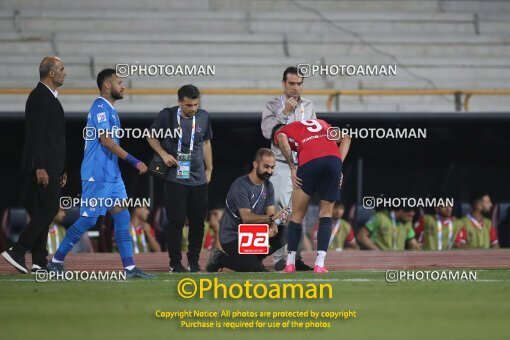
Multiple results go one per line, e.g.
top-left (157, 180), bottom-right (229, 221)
top-left (1, 250), bottom-right (509, 273)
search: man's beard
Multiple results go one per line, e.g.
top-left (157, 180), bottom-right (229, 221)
top-left (256, 170), bottom-right (271, 181)
top-left (112, 91), bottom-right (123, 100)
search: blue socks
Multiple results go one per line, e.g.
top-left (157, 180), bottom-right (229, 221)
top-left (112, 209), bottom-right (135, 269)
top-left (317, 217), bottom-right (333, 251)
top-left (54, 217), bottom-right (97, 262)
top-left (287, 221), bottom-right (302, 252)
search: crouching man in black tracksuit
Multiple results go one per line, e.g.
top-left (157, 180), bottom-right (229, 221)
top-left (206, 148), bottom-right (288, 272)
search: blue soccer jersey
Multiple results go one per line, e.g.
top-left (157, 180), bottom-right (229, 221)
top-left (81, 97), bottom-right (122, 182)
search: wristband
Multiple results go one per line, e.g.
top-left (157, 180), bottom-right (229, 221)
top-left (125, 153), bottom-right (140, 169)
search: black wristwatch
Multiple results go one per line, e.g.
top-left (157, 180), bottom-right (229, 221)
top-left (268, 214), bottom-right (275, 224)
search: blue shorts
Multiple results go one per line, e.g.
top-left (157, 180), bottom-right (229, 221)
top-left (80, 180), bottom-right (128, 217)
top-left (297, 156), bottom-right (342, 202)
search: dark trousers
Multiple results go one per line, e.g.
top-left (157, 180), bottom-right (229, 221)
top-left (164, 181), bottom-right (208, 266)
top-left (219, 224), bottom-right (286, 272)
top-left (14, 172), bottom-right (61, 266)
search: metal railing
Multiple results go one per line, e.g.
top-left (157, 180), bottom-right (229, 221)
top-left (1, 88), bottom-right (509, 112)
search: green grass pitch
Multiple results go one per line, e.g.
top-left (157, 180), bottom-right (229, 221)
top-left (0, 269), bottom-right (509, 340)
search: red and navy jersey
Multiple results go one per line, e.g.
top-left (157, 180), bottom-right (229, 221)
top-left (274, 119), bottom-right (341, 166)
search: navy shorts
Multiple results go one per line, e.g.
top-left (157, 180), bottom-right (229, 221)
top-left (297, 156), bottom-right (342, 202)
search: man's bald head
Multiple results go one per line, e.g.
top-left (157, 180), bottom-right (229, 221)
top-left (39, 56), bottom-right (62, 79)
top-left (39, 56), bottom-right (65, 88)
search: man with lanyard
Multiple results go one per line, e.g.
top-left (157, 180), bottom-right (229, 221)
top-left (310, 202), bottom-right (359, 251)
top-left (47, 209), bottom-right (66, 255)
top-left (414, 206), bottom-right (466, 250)
top-left (261, 66), bottom-right (316, 271)
top-left (147, 84), bottom-right (213, 272)
top-left (357, 208), bottom-right (421, 250)
top-left (457, 193), bottom-right (499, 249)
top-left (47, 68), bottom-right (155, 278)
top-left (206, 148), bottom-right (288, 272)
top-left (128, 207), bottom-right (161, 253)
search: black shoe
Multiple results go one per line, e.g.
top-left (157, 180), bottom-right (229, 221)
top-left (274, 259), bottom-right (286, 271)
top-left (188, 262), bottom-right (201, 273)
top-left (1, 248), bottom-right (27, 274)
top-left (31, 264), bottom-right (47, 274)
top-left (170, 262), bottom-right (189, 273)
top-left (295, 259), bottom-right (313, 271)
top-left (206, 249), bottom-right (224, 272)
top-left (126, 267), bottom-right (157, 279)
top-left (47, 261), bottom-right (65, 273)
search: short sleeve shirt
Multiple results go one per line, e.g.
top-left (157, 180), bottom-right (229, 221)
top-left (219, 175), bottom-right (275, 244)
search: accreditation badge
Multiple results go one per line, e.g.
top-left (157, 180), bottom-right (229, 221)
top-left (176, 153), bottom-right (191, 179)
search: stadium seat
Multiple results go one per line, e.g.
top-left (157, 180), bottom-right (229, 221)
top-left (352, 204), bottom-right (375, 232)
top-left (494, 202), bottom-right (510, 227)
top-left (460, 202), bottom-right (471, 217)
top-left (1, 1), bottom-right (510, 112)
top-left (97, 214), bottom-right (113, 253)
top-left (494, 202), bottom-right (510, 247)
top-left (1, 208), bottom-right (30, 246)
top-left (151, 206), bottom-right (167, 251)
top-left (62, 207), bottom-right (80, 229)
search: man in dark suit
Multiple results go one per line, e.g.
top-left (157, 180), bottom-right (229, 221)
top-left (1, 56), bottom-right (67, 273)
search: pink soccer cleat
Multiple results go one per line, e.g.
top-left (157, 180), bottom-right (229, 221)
top-left (313, 265), bottom-right (328, 273)
top-left (284, 264), bottom-right (296, 273)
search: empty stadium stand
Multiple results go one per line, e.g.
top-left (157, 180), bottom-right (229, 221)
top-left (0, 0), bottom-right (509, 113)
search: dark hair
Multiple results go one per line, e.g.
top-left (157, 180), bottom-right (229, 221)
top-left (470, 192), bottom-right (489, 206)
top-left (178, 84), bottom-right (201, 101)
top-left (282, 66), bottom-right (301, 82)
top-left (97, 68), bottom-right (117, 90)
top-left (254, 148), bottom-right (274, 162)
top-left (270, 124), bottom-right (286, 145)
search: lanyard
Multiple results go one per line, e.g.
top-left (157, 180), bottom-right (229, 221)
top-left (226, 184), bottom-right (265, 220)
top-left (329, 219), bottom-right (341, 246)
top-left (280, 95), bottom-right (305, 122)
top-left (390, 211), bottom-right (398, 250)
top-left (176, 107), bottom-right (196, 154)
top-left (131, 225), bottom-right (148, 253)
top-left (467, 213), bottom-right (484, 230)
top-left (131, 226), bottom-right (139, 254)
top-left (436, 215), bottom-right (453, 250)
top-left (47, 224), bottom-right (60, 254)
